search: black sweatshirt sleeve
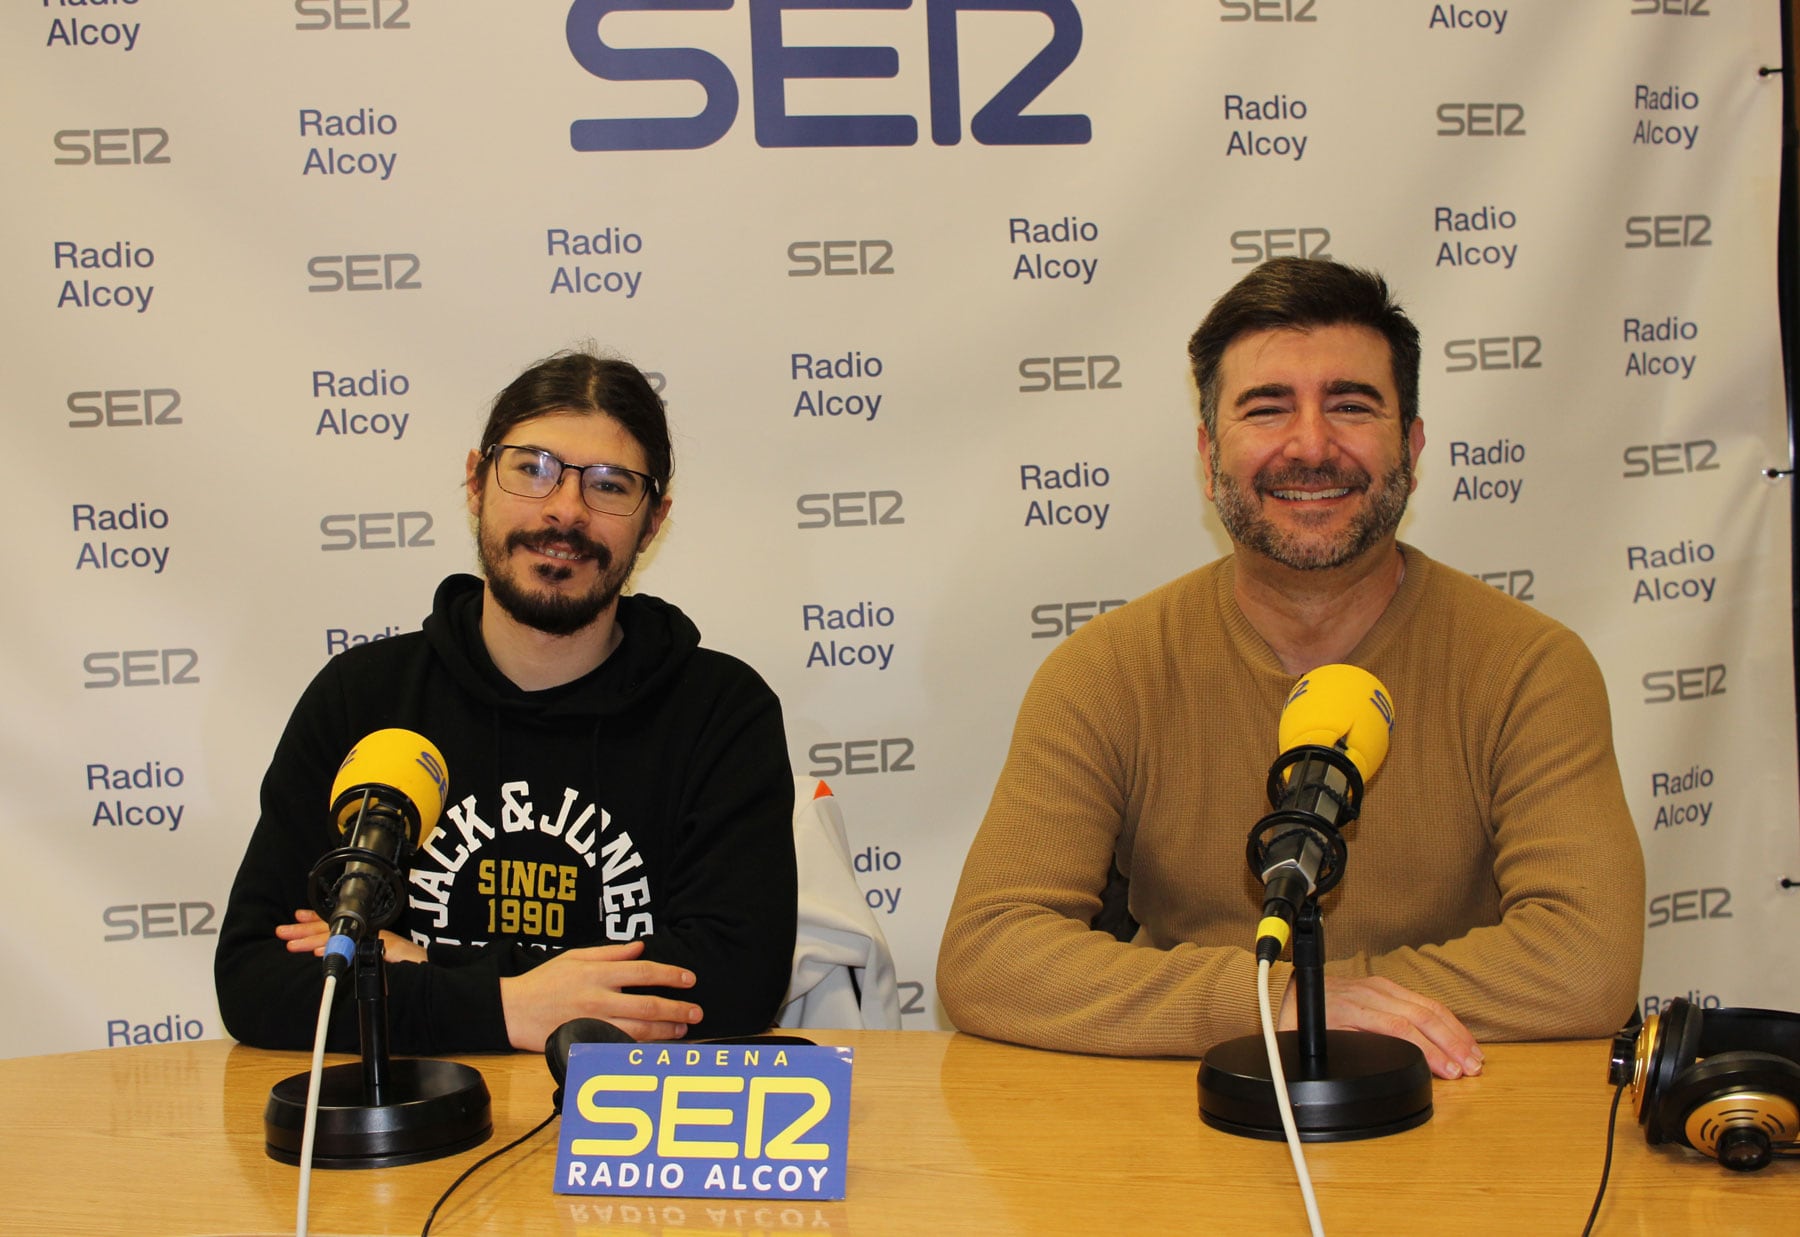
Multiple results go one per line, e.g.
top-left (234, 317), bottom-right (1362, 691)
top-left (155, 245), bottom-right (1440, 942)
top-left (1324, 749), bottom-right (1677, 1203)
top-left (212, 662), bottom-right (511, 1055)
top-left (632, 658), bottom-right (797, 1039)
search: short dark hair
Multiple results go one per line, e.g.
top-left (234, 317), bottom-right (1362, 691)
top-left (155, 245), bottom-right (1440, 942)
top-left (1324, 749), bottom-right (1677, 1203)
top-left (1186, 258), bottom-right (1421, 437)
top-left (475, 349), bottom-right (672, 491)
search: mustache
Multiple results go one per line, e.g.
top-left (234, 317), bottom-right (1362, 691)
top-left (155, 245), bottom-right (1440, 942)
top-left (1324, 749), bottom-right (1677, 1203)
top-left (1254, 462), bottom-right (1372, 493)
top-left (507, 527), bottom-right (613, 566)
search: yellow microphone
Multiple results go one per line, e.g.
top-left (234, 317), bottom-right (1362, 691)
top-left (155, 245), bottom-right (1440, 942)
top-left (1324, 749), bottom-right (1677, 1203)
top-left (329, 728), bottom-right (449, 845)
top-left (311, 729), bottom-right (449, 976)
top-left (1276, 664), bottom-right (1394, 785)
top-left (1251, 666), bottom-right (1395, 961)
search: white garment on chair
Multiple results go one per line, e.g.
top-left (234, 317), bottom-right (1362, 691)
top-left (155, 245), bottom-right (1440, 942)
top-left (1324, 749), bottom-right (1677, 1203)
top-left (776, 777), bottom-right (901, 1030)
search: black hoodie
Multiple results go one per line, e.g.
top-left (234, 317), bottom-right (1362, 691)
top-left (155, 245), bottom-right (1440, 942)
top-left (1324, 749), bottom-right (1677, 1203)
top-left (214, 575), bottom-right (796, 1053)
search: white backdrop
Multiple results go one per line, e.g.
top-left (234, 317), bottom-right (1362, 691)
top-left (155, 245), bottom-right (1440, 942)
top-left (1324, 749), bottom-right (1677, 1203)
top-left (1, 1), bottom-right (1794, 1058)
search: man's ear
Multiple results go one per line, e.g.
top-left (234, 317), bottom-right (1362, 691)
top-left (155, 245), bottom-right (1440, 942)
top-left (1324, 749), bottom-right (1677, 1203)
top-left (1406, 417), bottom-right (1425, 492)
top-left (465, 448), bottom-right (485, 518)
top-left (1196, 424), bottom-right (1216, 501)
top-left (639, 495), bottom-right (672, 550)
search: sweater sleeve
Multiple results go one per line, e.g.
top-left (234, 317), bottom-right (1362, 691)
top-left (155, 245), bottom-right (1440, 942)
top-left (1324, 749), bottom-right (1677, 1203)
top-left (937, 633), bottom-right (1282, 1057)
top-left (1342, 627), bottom-right (1646, 1040)
top-left (631, 665), bottom-right (798, 1039)
top-left (213, 664), bottom-right (511, 1055)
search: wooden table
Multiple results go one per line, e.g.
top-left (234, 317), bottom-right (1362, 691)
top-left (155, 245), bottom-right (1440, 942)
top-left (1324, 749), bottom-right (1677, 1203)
top-left (0, 1031), bottom-right (1789, 1234)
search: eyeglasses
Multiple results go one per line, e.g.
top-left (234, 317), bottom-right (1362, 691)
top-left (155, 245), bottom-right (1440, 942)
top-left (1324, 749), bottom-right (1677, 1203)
top-left (484, 445), bottom-right (660, 516)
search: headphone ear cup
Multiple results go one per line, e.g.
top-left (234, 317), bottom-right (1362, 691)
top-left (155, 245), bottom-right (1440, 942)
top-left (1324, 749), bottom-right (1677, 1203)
top-left (545, 1017), bottom-right (634, 1112)
top-left (1662, 1051), bottom-right (1800, 1171)
top-left (1643, 999), bottom-right (1705, 1145)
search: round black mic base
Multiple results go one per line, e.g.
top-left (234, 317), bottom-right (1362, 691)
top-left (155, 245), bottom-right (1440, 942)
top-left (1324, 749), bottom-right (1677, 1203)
top-left (265, 1058), bottom-right (493, 1168)
top-left (1198, 1029), bottom-right (1433, 1142)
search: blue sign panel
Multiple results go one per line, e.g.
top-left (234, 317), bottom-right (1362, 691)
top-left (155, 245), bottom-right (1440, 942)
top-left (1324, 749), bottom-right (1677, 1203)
top-left (555, 1042), bottom-right (854, 1200)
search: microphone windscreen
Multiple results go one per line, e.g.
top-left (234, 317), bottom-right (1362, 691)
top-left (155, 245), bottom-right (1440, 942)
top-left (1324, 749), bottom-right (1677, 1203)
top-left (1278, 664), bottom-right (1395, 782)
top-left (328, 728), bottom-right (449, 843)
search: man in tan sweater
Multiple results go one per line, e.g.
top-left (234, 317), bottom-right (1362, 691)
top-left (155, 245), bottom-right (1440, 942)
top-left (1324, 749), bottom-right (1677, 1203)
top-left (937, 259), bottom-right (1644, 1080)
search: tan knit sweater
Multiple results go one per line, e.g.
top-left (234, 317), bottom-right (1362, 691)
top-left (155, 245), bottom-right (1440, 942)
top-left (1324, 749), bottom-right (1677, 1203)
top-left (937, 546), bottom-right (1645, 1056)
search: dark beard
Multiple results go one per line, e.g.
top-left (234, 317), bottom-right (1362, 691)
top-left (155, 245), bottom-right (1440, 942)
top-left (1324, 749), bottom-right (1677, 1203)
top-left (479, 524), bottom-right (636, 637)
top-left (1211, 451), bottom-right (1412, 572)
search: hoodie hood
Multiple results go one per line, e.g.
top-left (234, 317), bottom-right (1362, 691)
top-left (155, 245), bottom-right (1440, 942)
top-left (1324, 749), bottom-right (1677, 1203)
top-left (421, 573), bottom-right (701, 721)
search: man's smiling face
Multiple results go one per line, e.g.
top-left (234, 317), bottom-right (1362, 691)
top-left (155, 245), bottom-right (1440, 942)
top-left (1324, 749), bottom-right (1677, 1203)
top-left (1198, 322), bottom-right (1424, 573)
top-left (466, 410), bottom-right (666, 637)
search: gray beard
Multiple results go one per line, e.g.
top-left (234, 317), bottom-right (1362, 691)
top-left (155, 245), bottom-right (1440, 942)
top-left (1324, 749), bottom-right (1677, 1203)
top-left (1211, 450), bottom-right (1412, 571)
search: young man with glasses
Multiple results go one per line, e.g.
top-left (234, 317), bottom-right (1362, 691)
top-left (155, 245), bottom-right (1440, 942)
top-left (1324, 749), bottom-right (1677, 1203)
top-left (215, 351), bottom-right (797, 1054)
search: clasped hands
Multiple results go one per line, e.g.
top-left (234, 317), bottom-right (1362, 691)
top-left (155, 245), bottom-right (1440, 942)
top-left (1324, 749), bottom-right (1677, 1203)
top-left (276, 910), bottom-right (703, 1051)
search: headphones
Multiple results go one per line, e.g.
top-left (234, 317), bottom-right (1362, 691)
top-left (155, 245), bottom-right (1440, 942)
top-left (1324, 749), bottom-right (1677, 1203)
top-left (1609, 997), bottom-right (1800, 1171)
top-left (545, 1018), bottom-right (635, 1111)
top-left (543, 1020), bottom-right (820, 1112)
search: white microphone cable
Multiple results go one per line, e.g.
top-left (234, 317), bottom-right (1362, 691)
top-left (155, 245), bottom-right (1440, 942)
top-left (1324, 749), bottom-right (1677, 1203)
top-left (294, 971), bottom-right (338, 1237)
top-left (1259, 959), bottom-right (1325, 1237)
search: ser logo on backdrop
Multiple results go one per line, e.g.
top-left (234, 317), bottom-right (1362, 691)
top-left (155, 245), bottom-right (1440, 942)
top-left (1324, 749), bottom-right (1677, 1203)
top-left (1646, 887), bottom-right (1731, 929)
top-left (808, 739), bottom-right (915, 777)
top-left (83, 649), bottom-right (200, 689)
top-left (1436, 103), bottom-right (1525, 137)
top-left (564, 1), bottom-right (1090, 150)
top-left (1642, 663), bottom-right (1726, 705)
top-left (1031, 599), bottom-right (1125, 639)
top-left (1231, 226), bottom-right (1330, 265)
top-left (1622, 440), bottom-right (1718, 478)
top-left (1443, 335), bottom-right (1540, 373)
top-left (1625, 215), bottom-right (1710, 248)
top-left (307, 253), bottom-right (421, 292)
top-left (54, 127), bottom-right (168, 165)
top-left (102, 901), bottom-right (217, 941)
top-left (1472, 569), bottom-right (1534, 601)
top-left (1219, 0), bottom-right (1316, 20)
top-left (295, 1), bottom-right (411, 30)
top-left (320, 512), bottom-right (436, 550)
top-left (1018, 355), bottom-right (1120, 392)
top-left (795, 491), bottom-right (904, 529)
top-left (787, 240), bottom-right (893, 278)
top-left (68, 388), bottom-right (182, 429)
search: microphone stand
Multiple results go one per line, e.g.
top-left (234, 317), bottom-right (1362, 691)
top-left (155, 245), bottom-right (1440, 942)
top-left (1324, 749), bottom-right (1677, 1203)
top-left (1198, 898), bottom-right (1433, 1141)
top-left (264, 937), bottom-right (493, 1168)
